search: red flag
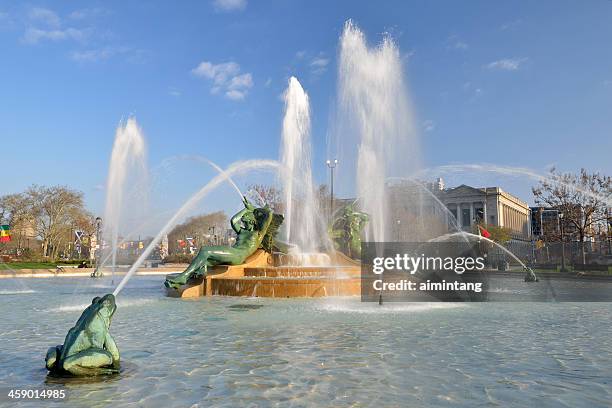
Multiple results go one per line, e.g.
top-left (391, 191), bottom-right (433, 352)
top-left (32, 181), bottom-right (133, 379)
top-left (478, 225), bottom-right (491, 238)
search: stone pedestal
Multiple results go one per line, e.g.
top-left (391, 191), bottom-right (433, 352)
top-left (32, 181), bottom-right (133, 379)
top-left (164, 250), bottom-right (363, 298)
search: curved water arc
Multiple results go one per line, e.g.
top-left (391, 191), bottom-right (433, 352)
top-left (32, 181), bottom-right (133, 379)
top-left (428, 231), bottom-right (527, 269)
top-left (113, 159), bottom-right (280, 296)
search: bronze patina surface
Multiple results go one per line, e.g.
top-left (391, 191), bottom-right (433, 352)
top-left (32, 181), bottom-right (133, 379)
top-left (165, 197), bottom-right (283, 289)
top-left (45, 294), bottom-right (120, 376)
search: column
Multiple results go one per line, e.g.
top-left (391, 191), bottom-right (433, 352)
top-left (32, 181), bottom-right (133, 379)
top-left (470, 202), bottom-right (474, 227)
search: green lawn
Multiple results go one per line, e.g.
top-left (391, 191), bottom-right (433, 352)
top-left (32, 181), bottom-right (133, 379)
top-left (0, 262), bottom-right (61, 270)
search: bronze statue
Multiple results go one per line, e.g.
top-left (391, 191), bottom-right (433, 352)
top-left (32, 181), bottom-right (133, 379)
top-left (330, 204), bottom-right (369, 259)
top-left (45, 294), bottom-right (120, 376)
top-left (164, 196), bottom-right (283, 289)
top-left (524, 266), bottom-right (539, 282)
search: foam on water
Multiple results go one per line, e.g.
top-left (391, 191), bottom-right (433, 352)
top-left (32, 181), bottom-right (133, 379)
top-left (318, 301), bottom-right (465, 314)
top-left (0, 289), bottom-right (36, 295)
top-left (50, 298), bottom-right (154, 313)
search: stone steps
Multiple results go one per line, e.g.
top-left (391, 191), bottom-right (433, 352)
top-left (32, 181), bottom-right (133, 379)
top-left (243, 266), bottom-right (360, 278)
top-left (211, 276), bottom-right (361, 297)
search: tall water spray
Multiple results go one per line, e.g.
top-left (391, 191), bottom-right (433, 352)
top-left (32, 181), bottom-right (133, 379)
top-left (336, 20), bottom-right (420, 242)
top-left (280, 77), bottom-right (320, 253)
top-left (103, 118), bottom-right (148, 277)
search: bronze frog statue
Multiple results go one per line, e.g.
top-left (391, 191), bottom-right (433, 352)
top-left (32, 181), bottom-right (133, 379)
top-left (45, 294), bottom-right (120, 376)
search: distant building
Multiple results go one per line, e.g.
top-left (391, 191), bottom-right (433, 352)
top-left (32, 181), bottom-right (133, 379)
top-left (442, 185), bottom-right (531, 241)
top-left (385, 179), bottom-right (532, 244)
top-left (530, 207), bottom-right (560, 239)
top-left (530, 204), bottom-right (595, 243)
top-left (333, 178), bottom-right (533, 248)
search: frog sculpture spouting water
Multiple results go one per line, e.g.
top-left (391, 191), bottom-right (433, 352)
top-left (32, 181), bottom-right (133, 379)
top-left (45, 294), bottom-right (120, 376)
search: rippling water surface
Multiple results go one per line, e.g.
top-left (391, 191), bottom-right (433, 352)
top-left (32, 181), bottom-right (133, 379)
top-left (1, 277), bottom-right (611, 407)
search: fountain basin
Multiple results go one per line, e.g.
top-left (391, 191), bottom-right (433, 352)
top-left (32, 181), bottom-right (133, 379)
top-left (165, 250), bottom-right (362, 298)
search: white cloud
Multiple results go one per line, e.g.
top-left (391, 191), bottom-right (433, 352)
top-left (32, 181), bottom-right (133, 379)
top-left (168, 87), bottom-right (181, 97)
top-left (463, 82), bottom-right (483, 99)
top-left (500, 19), bottom-right (522, 31)
top-left (69, 8), bottom-right (109, 19)
top-left (454, 41), bottom-right (468, 50)
top-left (192, 61), bottom-right (240, 83)
top-left (22, 6), bottom-right (89, 45)
top-left (23, 27), bottom-right (86, 44)
top-left (447, 35), bottom-right (468, 51)
top-left (70, 46), bottom-right (130, 62)
top-left (192, 60), bottom-right (253, 100)
top-left (212, 0), bottom-right (247, 12)
top-left (310, 57), bottom-right (329, 68)
top-left (293, 51), bottom-right (331, 76)
top-left (225, 89), bottom-right (247, 100)
top-left (423, 120), bottom-right (435, 132)
top-left (264, 77), bottom-right (272, 87)
top-left (0, 10), bottom-right (15, 28)
top-left (228, 73), bottom-right (253, 89)
top-left (486, 57), bottom-right (527, 71)
top-left (28, 7), bottom-right (60, 27)
top-left (310, 55), bottom-right (329, 75)
top-left (402, 50), bottom-right (416, 61)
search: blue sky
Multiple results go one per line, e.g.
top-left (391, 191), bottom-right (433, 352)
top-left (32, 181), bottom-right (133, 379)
top-left (1, 0), bottom-right (611, 217)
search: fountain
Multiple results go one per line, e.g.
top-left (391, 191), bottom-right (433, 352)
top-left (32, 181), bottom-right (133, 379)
top-left (430, 231), bottom-right (539, 282)
top-left (43, 22), bottom-right (544, 307)
top-left (160, 75), bottom-right (368, 299)
top-left (98, 117), bottom-right (148, 280)
top-left (335, 20), bottom-right (420, 242)
top-left (280, 76), bottom-right (328, 254)
top-left (36, 20), bottom-right (573, 383)
top-left (113, 159), bottom-right (281, 296)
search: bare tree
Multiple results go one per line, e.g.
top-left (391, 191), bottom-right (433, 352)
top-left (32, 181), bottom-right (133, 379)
top-left (532, 168), bottom-right (611, 263)
top-left (0, 193), bottom-right (33, 254)
top-left (25, 185), bottom-right (91, 259)
top-left (168, 211), bottom-right (227, 254)
top-left (247, 184), bottom-right (283, 212)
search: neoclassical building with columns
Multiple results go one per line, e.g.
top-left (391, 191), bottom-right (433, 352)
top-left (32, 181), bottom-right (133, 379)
top-left (441, 184), bottom-right (532, 242)
top-left (384, 180), bottom-right (533, 244)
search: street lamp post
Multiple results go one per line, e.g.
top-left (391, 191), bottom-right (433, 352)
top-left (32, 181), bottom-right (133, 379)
top-left (396, 219), bottom-right (401, 241)
top-left (209, 226), bottom-right (216, 245)
top-left (326, 159), bottom-right (338, 223)
top-left (559, 212), bottom-right (567, 272)
top-left (93, 217), bottom-right (102, 277)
